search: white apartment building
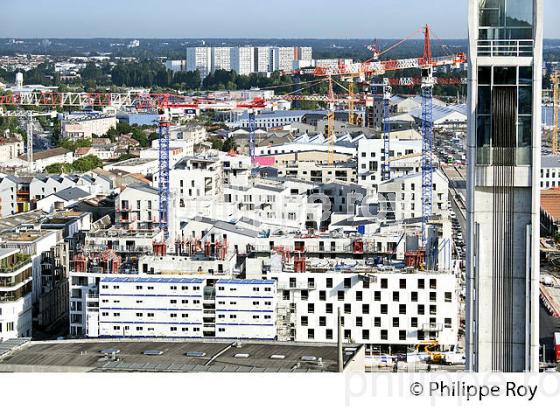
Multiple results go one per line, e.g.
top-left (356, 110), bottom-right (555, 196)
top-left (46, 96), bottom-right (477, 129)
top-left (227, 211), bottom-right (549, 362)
top-left (357, 138), bottom-right (423, 196)
top-left (61, 114), bottom-right (117, 140)
top-left (540, 155), bottom-right (560, 188)
top-left (271, 269), bottom-right (459, 350)
top-left (186, 47), bottom-right (212, 78)
top-left (164, 59), bottom-right (186, 73)
top-left (211, 47), bottom-right (232, 72)
top-left (69, 273), bottom-right (277, 339)
top-left (29, 174), bottom-right (113, 202)
top-left (0, 248), bottom-right (33, 341)
top-left (378, 169), bottom-right (449, 221)
top-left (0, 138), bottom-right (24, 161)
top-left (296, 47), bottom-right (313, 61)
top-left (116, 185), bottom-right (160, 230)
top-left (255, 47), bottom-right (272, 73)
top-left (231, 47), bottom-right (255, 75)
top-left (0, 176), bottom-right (17, 217)
top-left (272, 47), bottom-right (296, 72)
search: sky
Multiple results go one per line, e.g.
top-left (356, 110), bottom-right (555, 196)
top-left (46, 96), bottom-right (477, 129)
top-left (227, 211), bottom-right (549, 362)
top-left (1, 0), bottom-right (559, 39)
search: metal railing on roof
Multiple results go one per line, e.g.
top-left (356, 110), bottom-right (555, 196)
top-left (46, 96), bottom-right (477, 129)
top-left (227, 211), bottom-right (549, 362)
top-left (477, 39), bottom-right (533, 57)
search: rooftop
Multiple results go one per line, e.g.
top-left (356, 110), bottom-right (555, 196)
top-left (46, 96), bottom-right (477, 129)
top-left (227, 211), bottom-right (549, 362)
top-left (0, 339), bottom-right (362, 373)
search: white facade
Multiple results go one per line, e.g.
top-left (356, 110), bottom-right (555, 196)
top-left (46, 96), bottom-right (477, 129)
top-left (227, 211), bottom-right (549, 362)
top-left (255, 47), bottom-right (272, 73)
top-left (231, 47), bottom-right (255, 75)
top-left (466, 0), bottom-right (542, 372)
top-left (271, 270), bottom-right (459, 348)
top-left (272, 47), bottom-right (296, 72)
top-left (211, 47), bottom-right (232, 72)
top-left (357, 138), bottom-right (423, 197)
top-left (540, 155), bottom-right (560, 188)
top-left (69, 273), bottom-right (277, 340)
top-left (0, 248), bottom-right (33, 341)
top-left (378, 169), bottom-right (449, 221)
top-left (116, 185), bottom-right (160, 230)
top-left (61, 114), bottom-right (117, 140)
top-left (0, 139), bottom-right (24, 161)
top-left (0, 177), bottom-right (17, 217)
top-left (186, 47), bottom-right (212, 78)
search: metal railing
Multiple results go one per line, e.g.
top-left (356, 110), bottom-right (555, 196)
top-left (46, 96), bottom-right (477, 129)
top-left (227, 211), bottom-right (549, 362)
top-left (477, 39), bottom-right (533, 57)
top-left (0, 255), bottom-right (31, 273)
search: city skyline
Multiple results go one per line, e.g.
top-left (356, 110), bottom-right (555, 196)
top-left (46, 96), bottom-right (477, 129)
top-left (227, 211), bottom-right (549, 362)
top-left (2, 0), bottom-right (559, 39)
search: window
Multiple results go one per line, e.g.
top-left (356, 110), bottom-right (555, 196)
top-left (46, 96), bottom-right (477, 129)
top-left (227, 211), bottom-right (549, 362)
top-left (429, 279), bottom-right (437, 289)
top-left (326, 303), bottom-right (333, 314)
top-left (355, 317), bottom-right (363, 327)
top-left (170, 300), bottom-right (177, 304)
top-left (337, 291), bottom-right (344, 301)
top-left (362, 329), bottom-right (370, 340)
top-left (170, 327), bottom-right (177, 331)
top-left (301, 316), bottom-right (308, 326)
top-left (399, 330), bottom-right (406, 341)
top-left (380, 304), bottom-right (388, 314)
top-left (136, 313), bottom-right (143, 317)
top-left (399, 279), bottom-right (406, 289)
top-left (411, 317), bottom-right (418, 327)
top-left (392, 317), bottom-right (400, 327)
top-left (374, 317), bottom-right (381, 327)
top-left (344, 304), bottom-right (351, 314)
top-left (399, 304), bottom-right (406, 315)
top-left (380, 329), bottom-right (388, 340)
top-left (374, 291), bottom-right (381, 301)
top-left (326, 329), bottom-right (333, 340)
top-left (308, 303), bottom-right (315, 314)
top-left (445, 292), bottom-right (452, 302)
top-left (307, 329), bottom-right (314, 339)
top-left (301, 290), bottom-right (309, 301)
top-left (344, 278), bottom-right (351, 288)
top-left (319, 290), bottom-right (326, 301)
top-left (430, 292), bottom-right (437, 302)
top-left (319, 316), bottom-right (326, 326)
top-left (344, 329), bottom-right (351, 340)
top-left (445, 318), bottom-right (452, 328)
top-left (418, 279), bottom-right (425, 289)
top-left (326, 278), bottom-right (333, 288)
top-left (362, 304), bottom-right (370, 314)
top-left (381, 278), bottom-right (388, 289)
top-left (418, 330), bottom-right (425, 340)
top-left (392, 291), bottom-right (400, 302)
top-left (430, 305), bottom-right (437, 315)
top-left (170, 313), bottom-right (177, 318)
top-left (418, 305), bottom-right (425, 315)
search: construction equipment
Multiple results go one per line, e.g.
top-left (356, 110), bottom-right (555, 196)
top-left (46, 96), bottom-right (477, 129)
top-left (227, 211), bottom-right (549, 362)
top-left (0, 91), bottom-right (190, 244)
top-left (415, 340), bottom-right (444, 364)
top-left (552, 71), bottom-right (559, 155)
top-left (327, 75), bottom-right (336, 165)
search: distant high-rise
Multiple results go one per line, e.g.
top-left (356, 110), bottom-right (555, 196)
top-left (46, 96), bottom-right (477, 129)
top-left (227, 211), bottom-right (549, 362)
top-left (186, 47), bottom-right (211, 78)
top-left (231, 47), bottom-right (255, 76)
top-left (466, 0), bottom-right (542, 372)
top-left (211, 47), bottom-right (232, 72)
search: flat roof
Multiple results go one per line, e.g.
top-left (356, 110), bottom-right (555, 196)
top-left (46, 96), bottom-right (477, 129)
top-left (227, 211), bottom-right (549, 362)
top-left (100, 276), bottom-right (205, 284)
top-left (0, 339), bottom-right (361, 373)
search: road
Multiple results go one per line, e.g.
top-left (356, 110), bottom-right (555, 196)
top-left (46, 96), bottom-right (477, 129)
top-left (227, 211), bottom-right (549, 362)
top-left (540, 302), bottom-right (560, 366)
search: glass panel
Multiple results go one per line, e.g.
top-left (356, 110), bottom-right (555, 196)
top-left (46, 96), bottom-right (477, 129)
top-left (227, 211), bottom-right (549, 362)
top-left (505, 0), bottom-right (532, 27)
top-left (519, 67), bottom-right (533, 85)
top-left (518, 115), bottom-right (532, 147)
top-left (518, 86), bottom-right (532, 115)
top-left (477, 115), bottom-right (492, 148)
top-left (478, 67), bottom-right (492, 85)
top-left (478, 86), bottom-right (492, 114)
top-left (494, 67), bottom-right (516, 85)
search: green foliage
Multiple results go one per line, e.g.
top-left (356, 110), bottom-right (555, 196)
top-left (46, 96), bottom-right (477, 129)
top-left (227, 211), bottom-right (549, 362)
top-left (72, 154), bottom-right (103, 172)
top-left (58, 138), bottom-right (92, 151)
top-left (45, 154), bottom-right (102, 174)
top-left (45, 162), bottom-right (73, 174)
top-left (222, 137), bottom-right (237, 152)
top-left (209, 137), bottom-right (224, 150)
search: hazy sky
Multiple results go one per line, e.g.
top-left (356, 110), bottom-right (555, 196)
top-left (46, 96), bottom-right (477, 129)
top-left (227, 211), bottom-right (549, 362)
top-left (2, 0), bottom-right (559, 38)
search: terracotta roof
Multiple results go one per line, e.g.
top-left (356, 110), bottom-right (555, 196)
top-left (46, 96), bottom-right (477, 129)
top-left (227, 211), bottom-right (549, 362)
top-left (127, 173), bottom-right (151, 185)
top-left (541, 188), bottom-right (560, 221)
top-left (75, 147), bottom-right (92, 156)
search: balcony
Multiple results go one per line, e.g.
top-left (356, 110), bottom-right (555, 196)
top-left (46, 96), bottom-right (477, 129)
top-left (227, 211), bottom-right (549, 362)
top-left (0, 254), bottom-right (31, 273)
top-left (477, 39), bottom-right (533, 58)
top-left (421, 323), bottom-right (443, 332)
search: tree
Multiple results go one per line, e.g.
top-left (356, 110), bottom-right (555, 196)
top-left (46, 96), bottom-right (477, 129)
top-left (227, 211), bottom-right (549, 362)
top-left (58, 138), bottom-right (92, 151)
top-left (45, 162), bottom-right (73, 174)
top-left (71, 155), bottom-right (103, 172)
top-left (222, 137), bottom-right (237, 152)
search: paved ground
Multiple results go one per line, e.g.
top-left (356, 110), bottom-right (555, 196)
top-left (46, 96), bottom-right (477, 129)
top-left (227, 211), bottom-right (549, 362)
top-left (539, 303), bottom-right (560, 368)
